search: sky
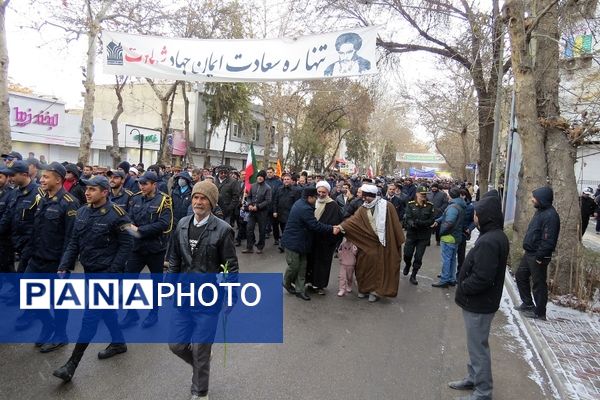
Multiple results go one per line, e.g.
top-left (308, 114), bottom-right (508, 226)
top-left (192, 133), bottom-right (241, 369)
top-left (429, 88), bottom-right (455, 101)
top-left (5, 1), bottom-right (441, 143)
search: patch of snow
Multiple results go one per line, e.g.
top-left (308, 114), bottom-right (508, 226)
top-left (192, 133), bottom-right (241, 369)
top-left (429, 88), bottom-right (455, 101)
top-left (498, 292), bottom-right (562, 399)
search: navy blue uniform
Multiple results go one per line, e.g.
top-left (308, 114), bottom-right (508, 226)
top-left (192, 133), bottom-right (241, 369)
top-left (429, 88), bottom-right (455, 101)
top-left (0, 181), bottom-right (43, 272)
top-left (25, 189), bottom-right (79, 272)
top-left (23, 189), bottom-right (79, 343)
top-left (109, 188), bottom-right (134, 213)
top-left (58, 201), bottom-right (132, 361)
top-left (0, 184), bottom-right (15, 273)
top-left (124, 190), bottom-right (173, 319)
top-left (60, 202), bottom-right (133, 273)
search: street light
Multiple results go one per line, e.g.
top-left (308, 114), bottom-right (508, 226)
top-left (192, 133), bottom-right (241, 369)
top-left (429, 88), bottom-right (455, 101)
top-left (130, 128), bottom-right (144, 165)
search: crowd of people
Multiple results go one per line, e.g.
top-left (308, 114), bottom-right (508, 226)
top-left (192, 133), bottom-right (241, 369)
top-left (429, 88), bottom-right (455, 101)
top-left (0, 148), bottom-right (585, 400)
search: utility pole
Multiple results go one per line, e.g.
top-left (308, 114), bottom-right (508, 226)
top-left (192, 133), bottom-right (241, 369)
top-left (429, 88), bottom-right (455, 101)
top-left (489, 20), bottom-right (505, 190)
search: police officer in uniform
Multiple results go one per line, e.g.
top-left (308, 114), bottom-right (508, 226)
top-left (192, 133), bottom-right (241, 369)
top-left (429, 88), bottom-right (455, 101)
top-left (0, 166), bottom-right (15, 289)
top-left (120, 171), bottom-right (173, 329)
top-left (0, 160), bottom-right (44, 327)
top-left (403, 185), bottom-right (436, 285)
top-left (107, 169), bottom-right (134, 212)
top-left (24, 162), bottom-right (80, 352)
top-left (53, 175), bottom-right (133, 382)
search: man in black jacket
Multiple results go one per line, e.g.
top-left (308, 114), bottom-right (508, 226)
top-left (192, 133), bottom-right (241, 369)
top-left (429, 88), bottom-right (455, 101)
top-left (242, 170), bottom-right (272, 254)
top-left (215, 166), bottom-right (240, 226)
top-left (167, 180), bottom-right (239, 400)
top-left (402, 186), bottom-right (435, 285)
top-left (580, 188), bottom-right (596, 237)
top-left (449, 189), bottom-right (509, 400)
top-left (515, 186), bottom-right (560, 321)
top-left (281, 187), bottom-right (338, 301)
top-left (272, 173), bottom-right (301, 252)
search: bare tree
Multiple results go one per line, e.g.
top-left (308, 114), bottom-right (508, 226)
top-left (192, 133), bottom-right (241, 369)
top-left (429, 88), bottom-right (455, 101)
top-left (322, 0), bottom-right (509, 193)
top-left (0, 1), bottom-right (11, 155)
top-left (146, 79), bottom-right (179, 165)
top-left (108, 75), bottom-right (128, 167)
top-left (30, 0), bottom-right (165, 164)
top-left (504, 0), bottom-right (581, 295)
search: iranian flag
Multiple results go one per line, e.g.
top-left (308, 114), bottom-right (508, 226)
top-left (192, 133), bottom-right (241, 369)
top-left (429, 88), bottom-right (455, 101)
top-left (244, 143), bottom-right (258, 192)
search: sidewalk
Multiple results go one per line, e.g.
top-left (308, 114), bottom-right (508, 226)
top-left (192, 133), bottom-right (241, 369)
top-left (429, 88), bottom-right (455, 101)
top-left (504, 273), bottom-right (600, 400)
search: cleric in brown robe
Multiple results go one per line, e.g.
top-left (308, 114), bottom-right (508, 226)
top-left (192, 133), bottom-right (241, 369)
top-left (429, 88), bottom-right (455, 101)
top-left (306, 181), bottom-right (343, 294)
top-left (338, 184), bottom-right (405, 302)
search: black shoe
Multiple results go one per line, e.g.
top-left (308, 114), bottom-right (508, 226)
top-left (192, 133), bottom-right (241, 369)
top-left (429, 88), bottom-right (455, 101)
top-left (282, 282), bottom-right (296, 295)
top-left (278, 247), bottom-right (284, 253)
top-left (53, 359), bottom-right (78, 382)
top-left (403, 265), bottom-right (410, 276)
top-left (273, 240), bottom-right (279, 245)
top-left (141, 311), bottom-right (158, 328)
top-left (432, 281), bottom-right (450, 288)
top-left (448, 379), bottom-right (474, 390)
top-left (295, 292), bottom-right (310, 301)
top-left (234, 241), bottom-right (241, 247)
top-left (409, 276), bottom-right (418, 285)
top-left (514, 303), bottom-right (535, 312)
top-left (522, 310), bottom-right (547, 321)
top-left (98, 343), bottom-right (128, 359)
top-left (118, 311), bottom-right (139, 329)
top-left (449, 281), bottom-right (457, 287)
top-left (40, 341), bottom-right (67, 353)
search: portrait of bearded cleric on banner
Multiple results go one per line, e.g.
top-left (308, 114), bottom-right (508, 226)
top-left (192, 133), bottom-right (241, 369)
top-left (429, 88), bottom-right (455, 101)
top-left (324, 32), bottom-right (372, 77)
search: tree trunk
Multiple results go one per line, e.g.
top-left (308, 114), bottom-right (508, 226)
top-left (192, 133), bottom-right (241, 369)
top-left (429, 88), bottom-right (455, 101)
top-left (109, 76), bottom-right (127, 167)
top-left (221, 115), bottom-right (230, 165)
top-left (533, 0), bottom-right (582, 295)
top-left (476, 92), bottom-right (494, 193)
top-left (78, 25), bottom-right (99, 164)
top-left (505, 0), bottom-right (549, 258)
top-left (181, 82), bottom-right (190, 166)
top-left (0, 2), bottom-right (11, 155)
top-left (263, 116), bottom-right (273, 166)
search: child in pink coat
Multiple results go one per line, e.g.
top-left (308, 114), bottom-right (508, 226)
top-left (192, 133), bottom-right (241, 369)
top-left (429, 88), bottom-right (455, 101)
top-left (337, 238), bottom-right (358, 296)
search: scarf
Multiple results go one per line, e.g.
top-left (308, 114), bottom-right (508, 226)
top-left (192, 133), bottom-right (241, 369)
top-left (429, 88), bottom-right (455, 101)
top-left (315, 196), bottom-right (334, 220)
top-left (362, 196), bottom-right (387, 246)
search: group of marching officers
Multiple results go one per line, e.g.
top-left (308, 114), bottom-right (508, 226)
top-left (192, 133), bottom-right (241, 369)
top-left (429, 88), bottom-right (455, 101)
top-left (0, 152), bottom-right (174, 383)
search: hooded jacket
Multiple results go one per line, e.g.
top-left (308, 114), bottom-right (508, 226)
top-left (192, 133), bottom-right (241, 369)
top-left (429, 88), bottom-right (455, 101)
top-left (522, 187), bottom-right (560, 261)
top-left (455, 190), bottom-right (509, 314)
top-left (171, 172), bottom-right (193, 223)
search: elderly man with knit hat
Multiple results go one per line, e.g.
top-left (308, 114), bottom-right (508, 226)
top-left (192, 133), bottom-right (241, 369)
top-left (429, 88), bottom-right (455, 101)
top-left (305, 180), bottom-right (343, 295)
top-left (167, 180), bottom-right (239, 400)
top-left (336, 184), bottom-right (405, 302)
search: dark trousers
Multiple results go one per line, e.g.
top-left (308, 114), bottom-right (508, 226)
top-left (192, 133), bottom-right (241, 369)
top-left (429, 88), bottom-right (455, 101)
top-left (516, 254), bottom-right (549, 317)
top-left (581, 216), bottom-right (590, 236)
top-left (434, 224), bottom-right (441, 243)
top-left (168, 309), bottom-right (219, 396)
top-left (25, 258), bottom-right (69, 340)
top-left (246, 210), bottom-right (268, 250)
top-left (126, 250), bottom-right (166, 313)
top-left (0, 242), bottom-right (14, 273)
top-left (274, 221), bottom-right (286, 242)
top-left (78, 309), bottom-right (125, 343)
top-left (403, 236), bottom-right (428, 274)
top-left (68, 309), bottom-right (125, 366)
top-left (236, 217), bottom-right (247, 243)
top-left (457, 239), bottom-right (467, 274)
top-left (596, 214), bottom-right (600, 232)
top-left (270, 214), bottom-right (281, 241)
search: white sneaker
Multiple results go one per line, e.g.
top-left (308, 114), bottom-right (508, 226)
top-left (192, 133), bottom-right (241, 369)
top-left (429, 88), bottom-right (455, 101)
top-left (337, 290), bottom-right (345, 297)
top-left (191, 394), bottom-right (208, 400)
top-left (357, 292), bottom-right (367, 298)
top-left (368, 293), bottom-right (379, 302)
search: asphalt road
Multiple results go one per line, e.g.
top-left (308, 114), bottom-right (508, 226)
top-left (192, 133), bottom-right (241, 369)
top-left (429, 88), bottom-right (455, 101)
top-left (0, 236), bottom-right (552, 400)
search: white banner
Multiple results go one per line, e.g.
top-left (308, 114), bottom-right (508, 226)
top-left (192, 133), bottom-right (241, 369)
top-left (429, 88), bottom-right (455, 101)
top-left (103, 27), bottom-right (378, 82)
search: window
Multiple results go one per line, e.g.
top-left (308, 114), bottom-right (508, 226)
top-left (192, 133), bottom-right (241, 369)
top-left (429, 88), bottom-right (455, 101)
top-left (251, 121), bottom-right (260, 142)
top-left (229, 123), bottom-right (242, 139)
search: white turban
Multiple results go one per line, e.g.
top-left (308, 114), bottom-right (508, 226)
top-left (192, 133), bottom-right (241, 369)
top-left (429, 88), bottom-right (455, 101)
top-left (360, 184), bottom-right (378, 196)
top-left (130, 167), bottom-right (139, 175)
top-left (316, 180), bottom-right (331, 192)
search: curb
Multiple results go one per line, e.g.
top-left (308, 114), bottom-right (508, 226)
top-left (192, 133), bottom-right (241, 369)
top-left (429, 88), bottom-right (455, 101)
top-left (503, 272), bottom-right (576, 400)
